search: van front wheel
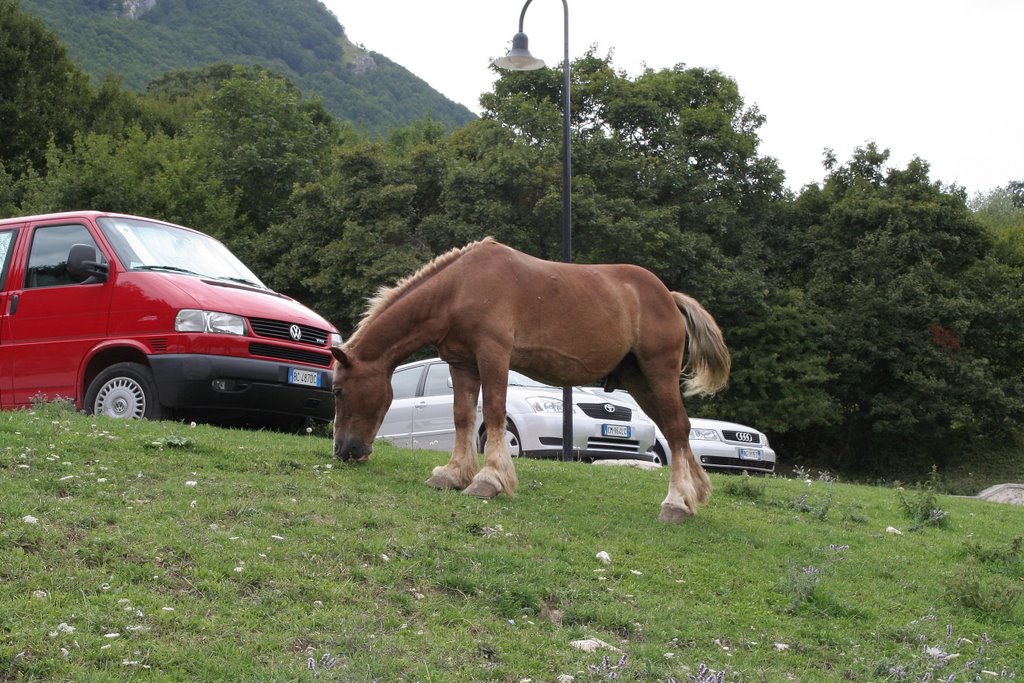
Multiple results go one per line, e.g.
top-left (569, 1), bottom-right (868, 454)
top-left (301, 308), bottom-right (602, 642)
top-left (86, 362), bottom-right (163, 420)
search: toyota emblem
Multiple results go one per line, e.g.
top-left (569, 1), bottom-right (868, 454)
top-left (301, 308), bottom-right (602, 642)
top-left (603, 404), bottom-right (616, 414)
top-left (289, 324), bottom-right (302, 341)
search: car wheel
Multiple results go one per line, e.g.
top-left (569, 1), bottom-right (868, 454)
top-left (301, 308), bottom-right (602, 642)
top-left (480, 419), bottom-right (523, 458)
top-left (85, 362), bottom-right (163, 420)
top-left (651, 443), bottom-right (668, 466)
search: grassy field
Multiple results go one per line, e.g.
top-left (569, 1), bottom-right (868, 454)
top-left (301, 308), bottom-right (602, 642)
top-left (2, 402), bottom-right (1022, 682)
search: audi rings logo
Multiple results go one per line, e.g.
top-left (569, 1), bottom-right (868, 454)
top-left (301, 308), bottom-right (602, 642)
top-left (289, 324), bottom-right (303, 341)
top-left (603, 404), bottom-right (616, 414)
top-left (736, 432), bottom-right (754, 443)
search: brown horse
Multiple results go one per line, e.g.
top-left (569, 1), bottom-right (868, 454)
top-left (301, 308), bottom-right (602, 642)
top-left (331, 237), bottom-right (730, 521)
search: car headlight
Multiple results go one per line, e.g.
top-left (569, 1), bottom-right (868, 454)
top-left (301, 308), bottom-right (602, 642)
top-left (175, 309), bottom-right (246, 336)
top-left (329, 332), bottom-right (344, 349)
top-left (524, 396), bottom-right (572, 414)
top-left (689, 428), bottom-right (720, 441)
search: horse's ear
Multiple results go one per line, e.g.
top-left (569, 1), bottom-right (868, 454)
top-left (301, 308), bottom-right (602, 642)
top-left (331, 348), bottom-right (351, 368)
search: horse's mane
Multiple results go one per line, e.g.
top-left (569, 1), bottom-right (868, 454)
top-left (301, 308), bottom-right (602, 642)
top-left (345, 236), bottom-right (497, 347)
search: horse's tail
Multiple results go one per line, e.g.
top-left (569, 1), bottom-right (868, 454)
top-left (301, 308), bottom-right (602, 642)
top-left (672, 292), bottom-right (731, 397)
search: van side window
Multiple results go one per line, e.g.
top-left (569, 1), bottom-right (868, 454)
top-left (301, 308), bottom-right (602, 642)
top-left (0, 230), bottom-right (15, 289)
top-left (26, 225), bottom-right (104, 288)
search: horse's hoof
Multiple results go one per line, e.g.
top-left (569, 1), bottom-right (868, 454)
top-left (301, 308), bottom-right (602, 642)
top-left (658, 503), bottom-right (693, 523)
top-left (425, 473), bottom-right (460, 490)
top-left (463, 480), bottom-right (500, 499)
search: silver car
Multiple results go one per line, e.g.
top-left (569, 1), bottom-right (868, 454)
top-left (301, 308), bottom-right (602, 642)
top-left (598, 389), bottom-right (777, 474)
top-left (378, 358), bottom-right (657, 462)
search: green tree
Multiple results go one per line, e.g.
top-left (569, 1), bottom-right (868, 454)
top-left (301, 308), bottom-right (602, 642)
top-left (14, 127), bottom-right (240, 234)
top-left (972, 183), bottom-right (1024, 267)
top-left (0, 0), bottom-right (92, 173)
top-left (189, 68), bottom-right (339, 237)
top-left (254, 130), bottom-right (440, 332)
top-left (785, 146), bottom-right (1024, 473)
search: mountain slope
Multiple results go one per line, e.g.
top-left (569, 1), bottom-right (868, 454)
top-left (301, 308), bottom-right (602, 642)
top-left (17, 0), bottom-right (476, 132)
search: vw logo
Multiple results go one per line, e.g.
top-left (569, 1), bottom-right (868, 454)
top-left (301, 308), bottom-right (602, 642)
top-left (736, 432), bottom-right (754, 442)
top-left (603, 404), bottom-right (616, 414)
top-left (289, 324), bottom-right (302, 341)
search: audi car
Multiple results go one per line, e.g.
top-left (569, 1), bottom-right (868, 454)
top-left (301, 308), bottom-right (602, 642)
top-left (596, 389), bottom-right (777, 474)
top-left (377, 358), bottom-right (657, 462)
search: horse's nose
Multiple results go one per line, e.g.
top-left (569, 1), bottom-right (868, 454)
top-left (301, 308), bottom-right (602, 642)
top-left (334, 435), bottom-right (372, 462)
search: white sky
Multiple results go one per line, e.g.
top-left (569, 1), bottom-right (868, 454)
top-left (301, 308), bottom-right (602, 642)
top-left (323, 0), bottom-right (1022, 195)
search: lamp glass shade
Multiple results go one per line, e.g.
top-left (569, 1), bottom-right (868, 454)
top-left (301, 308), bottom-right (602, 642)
top-left (492, 32), bottom-right (545, 71)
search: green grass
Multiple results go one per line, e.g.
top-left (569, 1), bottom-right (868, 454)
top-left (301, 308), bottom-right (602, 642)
top-left (2, 403), bottom-right (1022, 682)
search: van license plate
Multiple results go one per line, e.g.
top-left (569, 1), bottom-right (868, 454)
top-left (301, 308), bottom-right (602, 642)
top-left (602, 424), bottom-right (631, 438)
top-left (738, 448), bottom-right (762, 461)
top-left (288, 368), bottom-right (321, 387)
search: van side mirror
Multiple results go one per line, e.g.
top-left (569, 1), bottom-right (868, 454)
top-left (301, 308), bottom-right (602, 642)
top-left (67, 243), bottom-right (109, 283)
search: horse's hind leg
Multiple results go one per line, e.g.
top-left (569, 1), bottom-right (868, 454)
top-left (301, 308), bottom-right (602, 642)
top-left (425, 366), bottom-right (481, 490)
top-left (622, 371), bottom-right (710, 522)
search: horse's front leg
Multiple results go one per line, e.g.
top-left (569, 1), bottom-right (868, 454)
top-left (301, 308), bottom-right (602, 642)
top-left (623, 374), bottom-right (710, 522)
top-left (425, 368), bottom-right (480, 491)
top-left (463, 378), bottom-right (518, 499)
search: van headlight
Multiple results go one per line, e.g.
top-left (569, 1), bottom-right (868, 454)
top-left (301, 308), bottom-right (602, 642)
top-left (329, 332), bottom-right (343, 349)
top-left (175, 309), bottom-right (246, 336)
top-left (689, 428), bottom-right (720, 441)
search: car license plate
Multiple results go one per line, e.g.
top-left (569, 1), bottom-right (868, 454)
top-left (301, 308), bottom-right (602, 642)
top-left (288, 368), bottom-right (321, 387)
top-left (602, 424), bottom-right (631, 438)
top-left (738, 448), bottom-right (762, 461)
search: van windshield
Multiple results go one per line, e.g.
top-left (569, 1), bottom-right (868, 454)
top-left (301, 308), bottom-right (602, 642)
top-left (97, 217), bottom-right (267, 289)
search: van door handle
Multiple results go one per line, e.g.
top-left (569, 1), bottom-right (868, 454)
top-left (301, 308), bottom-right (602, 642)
top-left (8, 293), bottom-right (18, 315)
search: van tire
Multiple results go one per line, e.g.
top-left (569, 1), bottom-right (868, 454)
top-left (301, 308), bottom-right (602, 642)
top-left (85, 362), bottom-right (163, 420)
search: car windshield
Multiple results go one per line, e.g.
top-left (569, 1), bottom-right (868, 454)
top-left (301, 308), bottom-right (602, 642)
top-left (97, 217), bottom-right (267, 288)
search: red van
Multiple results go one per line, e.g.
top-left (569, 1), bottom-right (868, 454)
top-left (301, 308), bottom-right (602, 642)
top-left (0, 211), bottom-right (340, 426)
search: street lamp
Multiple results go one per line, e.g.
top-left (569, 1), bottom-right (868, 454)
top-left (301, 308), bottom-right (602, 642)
top-left (493, 0), bottom-right (573, 461)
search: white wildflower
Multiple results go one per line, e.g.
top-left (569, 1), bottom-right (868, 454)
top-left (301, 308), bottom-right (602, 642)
top-left (22, 515), bottom-right (38, 524)
top-left (184, 480), bottom-right (197, 487)
top-left (49, 623), bottom-right (76, 637)
top-left (885, 526), bottom-right (903, 535)
top-left (595, 551), bottom-right (611, 564)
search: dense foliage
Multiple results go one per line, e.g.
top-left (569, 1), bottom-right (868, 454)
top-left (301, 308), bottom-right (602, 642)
top-left (2, 0), bottom-right (1023, 478)
top-left (15, 0), bottom-right (476, 132)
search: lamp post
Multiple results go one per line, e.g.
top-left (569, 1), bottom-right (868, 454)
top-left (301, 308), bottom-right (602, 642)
top-left (493, 0), bottom-right (573, 461)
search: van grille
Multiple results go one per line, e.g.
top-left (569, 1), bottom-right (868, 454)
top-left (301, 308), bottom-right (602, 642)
top-left (248, 317), bottom-right (329, 347)
top-left (249, 343), bottom-right (333, 367)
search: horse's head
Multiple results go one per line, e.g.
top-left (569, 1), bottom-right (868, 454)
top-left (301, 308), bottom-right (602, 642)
top-left (330, 348), bottom-right (393, 462)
